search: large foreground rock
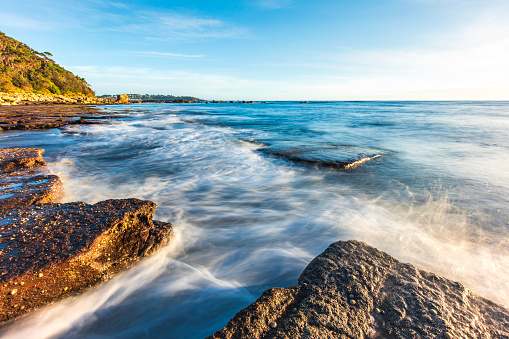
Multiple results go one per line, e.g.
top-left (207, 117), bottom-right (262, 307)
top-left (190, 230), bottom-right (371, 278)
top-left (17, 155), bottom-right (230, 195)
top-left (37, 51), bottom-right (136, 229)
top-left (209, 240), bottom-right (509, 339)
top-left (0, 199), bottom-right (172, 322)
top-left (0, 147), bottom-right (173, 323)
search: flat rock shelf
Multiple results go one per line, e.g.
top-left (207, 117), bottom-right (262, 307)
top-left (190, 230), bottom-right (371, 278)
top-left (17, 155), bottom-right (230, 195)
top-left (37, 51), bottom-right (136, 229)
top-left (0, 147), bottom-right (63, 210)
top-left (0, 104), bottom-right (126, 131)
top-left (0, 147), bottom-right (173, 323)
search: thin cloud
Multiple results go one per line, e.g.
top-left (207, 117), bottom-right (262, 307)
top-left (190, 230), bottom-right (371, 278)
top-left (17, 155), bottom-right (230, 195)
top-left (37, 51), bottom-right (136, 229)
top-left (69, 63), bottom-right (509, 100)
top-left (0, 13), bottom-right (60, 31)
top-left (158, 15), bottom-right (223, 31)
top-left (258, 0), bottom-right (294, 9)
top-left (68, 65), bottom-right (292, 99)
top-left (113, 11), bottom-right (250, 40)
top-left (279, 2), bottom-right (509, 99)
top-left (128, 51), bottom-right (205, 59)
top-left (2, 0), bottom-right (249, 40)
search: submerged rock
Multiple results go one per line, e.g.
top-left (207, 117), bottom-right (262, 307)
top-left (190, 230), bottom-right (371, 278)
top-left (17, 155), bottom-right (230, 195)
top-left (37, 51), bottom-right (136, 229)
top-left (0, 147), bottom-right (173, 323)
top-left (208, 240), bottom-right (509, 339)
top-left (257, 142), bottom-right (384, 170)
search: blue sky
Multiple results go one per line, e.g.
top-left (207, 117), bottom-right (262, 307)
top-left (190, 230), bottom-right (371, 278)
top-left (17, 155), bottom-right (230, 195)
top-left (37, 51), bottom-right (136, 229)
top-left (1, 0), bottom-right (509, 100)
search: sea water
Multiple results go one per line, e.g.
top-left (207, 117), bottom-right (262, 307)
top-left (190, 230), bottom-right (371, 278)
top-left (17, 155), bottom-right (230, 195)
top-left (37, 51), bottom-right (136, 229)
top-left (1, 101), bottom-right (508, 338)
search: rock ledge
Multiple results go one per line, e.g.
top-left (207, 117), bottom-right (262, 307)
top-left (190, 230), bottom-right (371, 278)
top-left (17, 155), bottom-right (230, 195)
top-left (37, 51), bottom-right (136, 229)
top-left (0, 147), bottom-right (62, 209)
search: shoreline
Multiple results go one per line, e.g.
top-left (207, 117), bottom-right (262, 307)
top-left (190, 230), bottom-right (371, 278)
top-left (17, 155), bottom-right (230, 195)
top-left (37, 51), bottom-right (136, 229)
top-left (0, 146), bottom-right (173, 324)
top-left (0, 102), bottom-right (124, 131)
top-left (0, 92), bottom-right (111, 106)
top-left (1, 103), bottom-right (508, 336)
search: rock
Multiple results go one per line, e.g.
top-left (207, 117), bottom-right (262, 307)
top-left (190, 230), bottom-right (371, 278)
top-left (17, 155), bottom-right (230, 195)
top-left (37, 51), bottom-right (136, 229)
top-left (0, 147), bottom-right (173, 323)
top-left (257, 146), bottom-right (384, 170)
top-left (116, 94), bottom-right (129, 104)
top-left (0, 147), bottom-right (47, 172)
top-left (0, 92), bottom-right (111, 105)
top-left (0, 104), bottom-right (124, 131)
top-left (0, 198), bottom-right (173, 322)
top-left (208, 240), bottom-right (509, 339)
top-left (0, 148), bottom-right (63, 210)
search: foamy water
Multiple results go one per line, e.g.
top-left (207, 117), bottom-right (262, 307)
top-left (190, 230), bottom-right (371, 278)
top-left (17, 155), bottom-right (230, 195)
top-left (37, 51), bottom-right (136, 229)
top-left (1, 101), bottom-right (508, 338)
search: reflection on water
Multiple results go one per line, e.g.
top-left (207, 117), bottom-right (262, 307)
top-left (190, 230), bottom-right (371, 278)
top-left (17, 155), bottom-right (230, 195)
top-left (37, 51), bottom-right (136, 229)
top-left (0, 101), bottom-right (508, 338)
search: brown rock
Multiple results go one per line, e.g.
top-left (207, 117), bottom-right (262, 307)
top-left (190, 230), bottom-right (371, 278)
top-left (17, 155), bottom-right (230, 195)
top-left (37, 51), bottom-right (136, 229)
top-left (116, 94), bottom-right (129, 104)
top-left (0, 148), bottom-right (62, 210)
top-left (208, 240), bottom-right (509, 339)
top-left (0, 198), bottom-right (173, 322)
top-left (0, 147), bottom-right (173, 323)
top-left (0, 92), bottom-right (110, 106)
top-left (0, 147), bottom-right (46, 173)
top-left (0, 103), bottom-right (123, 131)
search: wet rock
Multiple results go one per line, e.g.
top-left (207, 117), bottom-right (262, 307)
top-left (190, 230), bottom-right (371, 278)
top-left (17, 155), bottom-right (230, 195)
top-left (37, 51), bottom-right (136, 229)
top-left (0, 147), bottom-right (173, 323)
top-left (0, 103), bottom-right (123, 131)
top-left (0, 147), bottom-right (46, 173)
top-left (257, 143), bottom-right (384, 170)
top-left (0, 198), bottom-right (173, 322)
top-left (208, 240), bottom-right (509, 339)
top-left (0, 148), bottom-right (62, 210)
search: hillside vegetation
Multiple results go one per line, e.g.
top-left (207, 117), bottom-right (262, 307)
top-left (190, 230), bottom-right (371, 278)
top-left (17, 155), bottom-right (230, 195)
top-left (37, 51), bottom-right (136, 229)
top-left (0, 31), bottom-right (95, 96)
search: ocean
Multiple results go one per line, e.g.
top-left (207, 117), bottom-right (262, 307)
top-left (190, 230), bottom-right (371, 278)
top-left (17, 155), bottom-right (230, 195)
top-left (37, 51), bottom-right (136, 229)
top-left (1, 101), bottom-right (508, 338)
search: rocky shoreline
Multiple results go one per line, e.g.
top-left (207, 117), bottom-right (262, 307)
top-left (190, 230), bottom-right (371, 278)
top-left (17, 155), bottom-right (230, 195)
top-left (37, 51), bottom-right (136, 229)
top-left (1, 104), bottom-right (508, 337)
top-left (0, 147), bottom-right (173, 323)
top-left (0, 92), bottom-right (110, 106)
top-left (0, 102), bottom-right (128, 131)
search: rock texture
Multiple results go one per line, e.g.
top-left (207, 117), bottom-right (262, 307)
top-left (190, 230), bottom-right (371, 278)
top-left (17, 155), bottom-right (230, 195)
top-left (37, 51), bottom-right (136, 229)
top-left (258, 147), bottom-right (382, 170)
top-left (0, 147), bottom-right (62, 209)
top-left (209, 240), bottom-right (509, 339)
top-left (0, 92), bottom-right (110, 106)
top-left (0, 199), bottom-right (172, 322)
top-left (0, 147), bottom-right (173, 323)
top-left (0, 104), bottom-right (126, 131)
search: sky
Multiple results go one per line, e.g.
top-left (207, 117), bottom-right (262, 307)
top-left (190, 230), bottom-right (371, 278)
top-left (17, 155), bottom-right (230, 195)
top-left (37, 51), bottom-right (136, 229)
top-left (1, 0), bottom-right (509, 100)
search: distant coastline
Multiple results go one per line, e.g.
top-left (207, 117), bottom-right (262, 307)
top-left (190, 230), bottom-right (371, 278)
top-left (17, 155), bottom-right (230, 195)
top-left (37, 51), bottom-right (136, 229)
top-left (98, 93), bottom-right (203, 103)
